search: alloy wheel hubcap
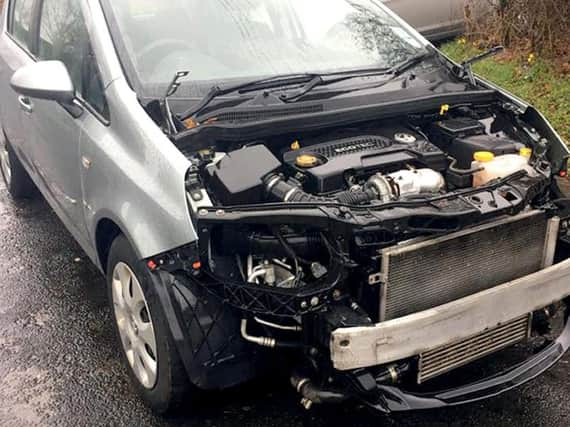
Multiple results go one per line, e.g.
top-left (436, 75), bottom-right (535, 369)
top-left (0, 139), bottom-right (12, 186)
top-left (112, 262), bottom-right (158, 389)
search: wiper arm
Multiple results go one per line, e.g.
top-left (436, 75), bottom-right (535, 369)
top-left (279, 75), bottom-right (327, 102)
top-left (180, 73), bottom-right (320, 120)
top-left (161, 71), bottom-right (190, 135)
top-left (458, 45), bottom-right (504, 85)
top-left (389, 50), bottom-right (434, 76)
top-left (280, 51), bottom-right (434, 102)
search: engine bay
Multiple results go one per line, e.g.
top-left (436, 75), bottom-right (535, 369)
top-left (198, 105), bottom-right (548, 209)
top-left (161, 97), bottom-right (570, 407)
top-left (178, 102), bottom-right (555, 320)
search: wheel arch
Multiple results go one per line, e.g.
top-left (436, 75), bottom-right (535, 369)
top-left (95, 217), bottom-right (124, 273)
top-left (94, 213), bottom-right (144, 274)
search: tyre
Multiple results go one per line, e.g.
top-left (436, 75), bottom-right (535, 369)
top-left (0, 135), bottom-right (35, 199)
top-left (107, 234), bottom-right (192, 414)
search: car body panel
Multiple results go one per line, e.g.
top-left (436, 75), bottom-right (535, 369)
top-left (79, 77), bottom-right (197, 264)
top-left (27, 98), bottom-right (88, 236)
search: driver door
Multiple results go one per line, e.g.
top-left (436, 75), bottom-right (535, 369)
top-left (27, 0), bottom-right (109, 245)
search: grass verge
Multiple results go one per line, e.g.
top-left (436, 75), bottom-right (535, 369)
top-left (440, 40), bottom-right (569, 143)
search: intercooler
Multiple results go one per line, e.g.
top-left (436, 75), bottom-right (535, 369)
top-left (377, 210), bottom-right (559, 383)
top-left (417, 314), bottom-right (532, 383)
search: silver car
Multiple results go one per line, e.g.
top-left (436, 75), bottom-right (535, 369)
top-left (1, 0), bottom-right (570, 417)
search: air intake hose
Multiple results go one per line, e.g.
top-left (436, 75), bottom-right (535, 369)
top-left (265, 175), bottom-right (376, 205)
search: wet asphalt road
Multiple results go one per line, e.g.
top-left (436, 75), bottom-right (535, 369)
top-left (0, 180), bottom-right (569, 427)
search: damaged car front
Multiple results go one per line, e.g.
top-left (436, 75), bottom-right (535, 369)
top-left (103, 0), bottom-right (570, 413)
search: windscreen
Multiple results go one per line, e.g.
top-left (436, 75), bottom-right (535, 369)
top-left (104, 0), bottom-right (425, 97)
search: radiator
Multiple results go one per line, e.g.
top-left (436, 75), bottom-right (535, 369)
top-left (417, 314), bottom-right (531, 383)
top-left (378, 211), bottom-right (556, 321)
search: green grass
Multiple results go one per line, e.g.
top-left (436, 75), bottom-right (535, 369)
top-left (440, 41), bottom-right (570, 143)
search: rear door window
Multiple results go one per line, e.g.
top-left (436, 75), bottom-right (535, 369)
top-left (10, 0), bottom-right (35, 49)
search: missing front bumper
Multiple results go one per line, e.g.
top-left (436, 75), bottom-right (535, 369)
top-left (361, 315), bottom-right (570, 413)
top-left (330, 258), bottom-right (570, 371)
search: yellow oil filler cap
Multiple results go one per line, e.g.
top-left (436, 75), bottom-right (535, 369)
top-left (520, 147), bottom-right (533, 158)
top-left (474, 151), bottom-right (495, 162)
top-left (296, 154), bottom-right (319, 168)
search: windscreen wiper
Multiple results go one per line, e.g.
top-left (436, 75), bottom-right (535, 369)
top-left (181, 51), bottom-right (433, 119)
top-left (280, 50), bottom-right (434, 102)
top-left (179, 66), bottom-right (412, 120)
top-left (180, 73), bottom-right (322, 120)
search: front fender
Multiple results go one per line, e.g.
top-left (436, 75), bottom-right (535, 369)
top-left (82, 78), bottom-right (198, 262)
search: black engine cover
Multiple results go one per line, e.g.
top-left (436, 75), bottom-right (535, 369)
top-left (206, 145), bottom-right (281, 205)
top-left (430, 118), bottom-right (520, 168)
top-left (283, 134), bottom-right (447, 194)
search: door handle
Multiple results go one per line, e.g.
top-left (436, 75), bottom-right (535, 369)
top-left (18, 96), bottom-right (34, 114)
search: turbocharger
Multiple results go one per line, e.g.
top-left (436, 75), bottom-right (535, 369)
top-left (366, 169), bottom-right (446, 202)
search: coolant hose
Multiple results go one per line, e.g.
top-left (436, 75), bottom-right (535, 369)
top-left (448, 157), bottom-right (484, 176)
top-left (265, 175), bottom-right (376, 205)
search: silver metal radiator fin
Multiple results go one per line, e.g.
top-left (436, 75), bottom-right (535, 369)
top-left (418, 314), bottom-right (531, 383)
top-left (379, 211), bottom-right (552, 321)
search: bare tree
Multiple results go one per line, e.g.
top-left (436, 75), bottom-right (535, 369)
top-left (466, 0), bottom-right (569, 58)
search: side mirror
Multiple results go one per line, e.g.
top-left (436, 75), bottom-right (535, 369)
top-left (10, 61), bottom-right (75, 104)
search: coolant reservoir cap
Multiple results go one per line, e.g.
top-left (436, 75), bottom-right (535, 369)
top-left (296, 153), bottom-right (319, 168)
top-left (474, 151), bottom-right (495, 162)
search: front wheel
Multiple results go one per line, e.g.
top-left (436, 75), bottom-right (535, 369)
top-left (107, 235), bottom-right (192, 414)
